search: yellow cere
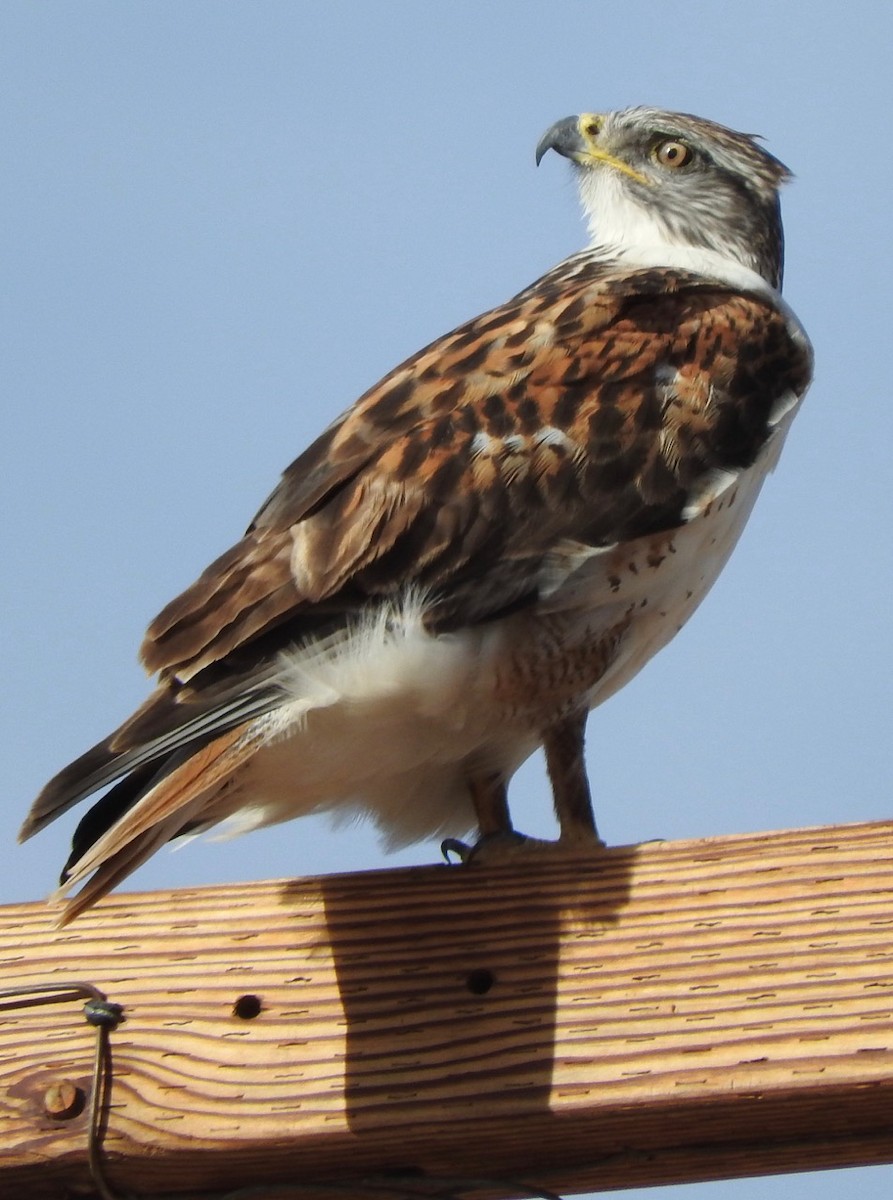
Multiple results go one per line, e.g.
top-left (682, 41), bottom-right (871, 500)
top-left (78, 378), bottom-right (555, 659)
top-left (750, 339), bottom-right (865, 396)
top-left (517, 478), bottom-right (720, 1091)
top-left (576, 113), bottom-right (652, 186)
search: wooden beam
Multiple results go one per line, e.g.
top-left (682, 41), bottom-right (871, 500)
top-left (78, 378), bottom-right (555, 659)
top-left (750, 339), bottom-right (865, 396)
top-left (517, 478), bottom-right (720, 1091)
top-left (2, 819), bottom-right (893, 1199)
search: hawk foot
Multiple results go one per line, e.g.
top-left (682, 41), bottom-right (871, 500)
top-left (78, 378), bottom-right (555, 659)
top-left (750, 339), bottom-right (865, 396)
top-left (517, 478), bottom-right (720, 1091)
top-left (442, 829), bottom-right (605, 866)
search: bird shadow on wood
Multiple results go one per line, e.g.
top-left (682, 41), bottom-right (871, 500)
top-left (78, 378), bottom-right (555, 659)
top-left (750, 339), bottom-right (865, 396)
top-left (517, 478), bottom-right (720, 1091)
top-left (282, 844), bottom-right (637, 1184)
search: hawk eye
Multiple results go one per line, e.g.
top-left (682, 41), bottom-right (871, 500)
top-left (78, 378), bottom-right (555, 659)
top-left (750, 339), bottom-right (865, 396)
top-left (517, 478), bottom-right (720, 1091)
top-left (653, 139), bottom-right (693, 169)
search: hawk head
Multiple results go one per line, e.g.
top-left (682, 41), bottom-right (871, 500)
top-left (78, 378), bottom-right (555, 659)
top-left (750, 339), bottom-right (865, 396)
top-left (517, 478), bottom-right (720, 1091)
top-left (536, 106), bottom-right (791, 289)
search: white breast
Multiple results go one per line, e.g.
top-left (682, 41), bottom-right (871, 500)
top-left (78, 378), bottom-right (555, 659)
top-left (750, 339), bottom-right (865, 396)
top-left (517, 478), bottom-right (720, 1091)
top-left (540, 386), bottom-right (804, 711)
top-left (213, 382), bottom-right (804, 852)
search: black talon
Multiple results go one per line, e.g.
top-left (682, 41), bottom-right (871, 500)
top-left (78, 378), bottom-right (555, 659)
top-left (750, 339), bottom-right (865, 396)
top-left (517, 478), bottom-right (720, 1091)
top-left (442, 830), bottom-right (532, 865)
top-left (441, 838), bottom-right (473, 864)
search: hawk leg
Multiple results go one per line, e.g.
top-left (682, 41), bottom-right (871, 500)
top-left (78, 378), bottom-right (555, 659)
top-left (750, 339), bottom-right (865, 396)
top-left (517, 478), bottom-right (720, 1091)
top-left (442, 722), bottom-right (605, 865)
top-left (469, 771), bottom-right (513, 837)
top-left (441, 771), bottom-right (526, 862)
top-left (543, 708), bottom-right (604, 846)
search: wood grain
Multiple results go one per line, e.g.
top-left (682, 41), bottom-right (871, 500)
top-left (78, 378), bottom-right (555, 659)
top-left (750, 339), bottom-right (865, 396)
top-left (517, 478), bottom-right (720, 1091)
top-left (1, 819), bottom-right (893, 1198)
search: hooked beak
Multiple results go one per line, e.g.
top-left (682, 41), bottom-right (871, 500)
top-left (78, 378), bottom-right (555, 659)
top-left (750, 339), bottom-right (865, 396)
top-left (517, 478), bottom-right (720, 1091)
top-left (536, 113), bottom-right (650, 185)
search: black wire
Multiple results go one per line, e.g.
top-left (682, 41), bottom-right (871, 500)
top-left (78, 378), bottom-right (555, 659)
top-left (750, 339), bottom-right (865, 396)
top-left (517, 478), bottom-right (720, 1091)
top-left (0, 985), bottom-right (564, 1200)
top-left (0, 982), bottom-right (128, 1200)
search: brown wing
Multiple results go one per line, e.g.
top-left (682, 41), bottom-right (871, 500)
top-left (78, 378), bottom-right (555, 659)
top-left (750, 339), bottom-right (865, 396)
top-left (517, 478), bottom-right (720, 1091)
top-left (142, 261), bottom-right (811, 680)
top-left (23, 259), bottom-right (811, 842)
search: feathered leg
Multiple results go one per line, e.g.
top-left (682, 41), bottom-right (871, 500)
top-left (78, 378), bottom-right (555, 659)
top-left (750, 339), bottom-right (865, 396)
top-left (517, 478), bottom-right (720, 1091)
top-left (444, 712), bottom-right (604, 864)
top-left (442, 771), bottom-right (516, 862)
top-left (469, 772), bottom-right (513, 837)
top-left (543, 708), bottom-right (603, 845)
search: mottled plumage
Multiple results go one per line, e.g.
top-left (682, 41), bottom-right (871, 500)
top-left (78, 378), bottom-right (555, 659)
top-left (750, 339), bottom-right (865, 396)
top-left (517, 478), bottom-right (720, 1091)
top-left (23, 107), bottom-right (812, 921)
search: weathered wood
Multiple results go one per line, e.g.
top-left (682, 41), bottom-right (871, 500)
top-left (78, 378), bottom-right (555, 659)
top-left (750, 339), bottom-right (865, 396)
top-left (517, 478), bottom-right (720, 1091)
top-left (1, 819), bottom-right (893, 1199)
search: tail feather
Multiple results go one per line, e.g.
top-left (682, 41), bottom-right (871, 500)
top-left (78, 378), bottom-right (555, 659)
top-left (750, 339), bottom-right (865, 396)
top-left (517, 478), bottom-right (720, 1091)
top-left (54, 724), bottom-right (261, 923)
top-left (20, 677), bottom-right (279, 843)
top-left (20, 737), bottom-right (123, 842)
top-left (60, 760), bottom-right (169, 882)
top-left (53, 825), bottom-right (179, 926)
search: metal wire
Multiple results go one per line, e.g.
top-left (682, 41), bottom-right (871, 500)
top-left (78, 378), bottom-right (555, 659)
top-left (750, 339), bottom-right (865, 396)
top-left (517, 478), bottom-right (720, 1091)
top-left (84, 997), bottom-right (126, 1200)
top-left (0, 983), bottom-right (564, 1200)
top-left (0, 981), bottom-right (126, 1200)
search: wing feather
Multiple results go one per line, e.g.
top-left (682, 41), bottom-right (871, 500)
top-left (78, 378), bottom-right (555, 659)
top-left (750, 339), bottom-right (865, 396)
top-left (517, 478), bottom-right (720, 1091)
top-left (22, 258), bottom-right (812, 849)
top-left (140, 263), bottom-right (810, 682)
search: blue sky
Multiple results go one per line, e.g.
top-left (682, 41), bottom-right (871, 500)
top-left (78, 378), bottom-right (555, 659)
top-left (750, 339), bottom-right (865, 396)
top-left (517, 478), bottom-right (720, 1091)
top-left (3, 4), bottom-right (892, 1197)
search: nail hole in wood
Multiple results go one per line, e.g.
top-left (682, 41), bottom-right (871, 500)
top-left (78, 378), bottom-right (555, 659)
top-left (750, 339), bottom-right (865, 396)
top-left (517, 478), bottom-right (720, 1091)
top-left (233, 993), bottom-right (262, 1019)
top-left (466, 969), bottom-right (495, 995)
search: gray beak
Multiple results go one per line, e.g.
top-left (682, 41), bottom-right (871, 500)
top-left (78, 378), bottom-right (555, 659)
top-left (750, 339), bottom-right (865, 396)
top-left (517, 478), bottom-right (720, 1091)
top-left (535, 115), bottom-right (584, 166)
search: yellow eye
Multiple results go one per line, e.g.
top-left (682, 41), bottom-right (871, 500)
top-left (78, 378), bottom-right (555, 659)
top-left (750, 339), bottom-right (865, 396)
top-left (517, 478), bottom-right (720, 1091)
top-left (654, 139), bottom-right (693, 168)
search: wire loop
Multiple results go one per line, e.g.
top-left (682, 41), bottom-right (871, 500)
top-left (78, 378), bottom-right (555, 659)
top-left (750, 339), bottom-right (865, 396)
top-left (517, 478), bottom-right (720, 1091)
top-left (0, 985), bottom-right (563, 1200)
top-left (0, 981), bottom-right (126, 1200)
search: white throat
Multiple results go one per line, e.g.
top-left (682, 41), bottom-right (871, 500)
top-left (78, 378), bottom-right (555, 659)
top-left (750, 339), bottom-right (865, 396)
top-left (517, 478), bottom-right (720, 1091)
top-left (577, 167), bottom-right (776, 299)
top-left (610, 241), bottom-right (775, 299)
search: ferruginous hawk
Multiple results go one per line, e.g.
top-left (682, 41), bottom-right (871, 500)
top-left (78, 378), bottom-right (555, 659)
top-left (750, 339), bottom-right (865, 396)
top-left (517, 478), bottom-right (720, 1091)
top-left (22, 107), bottom-right (813, 921)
